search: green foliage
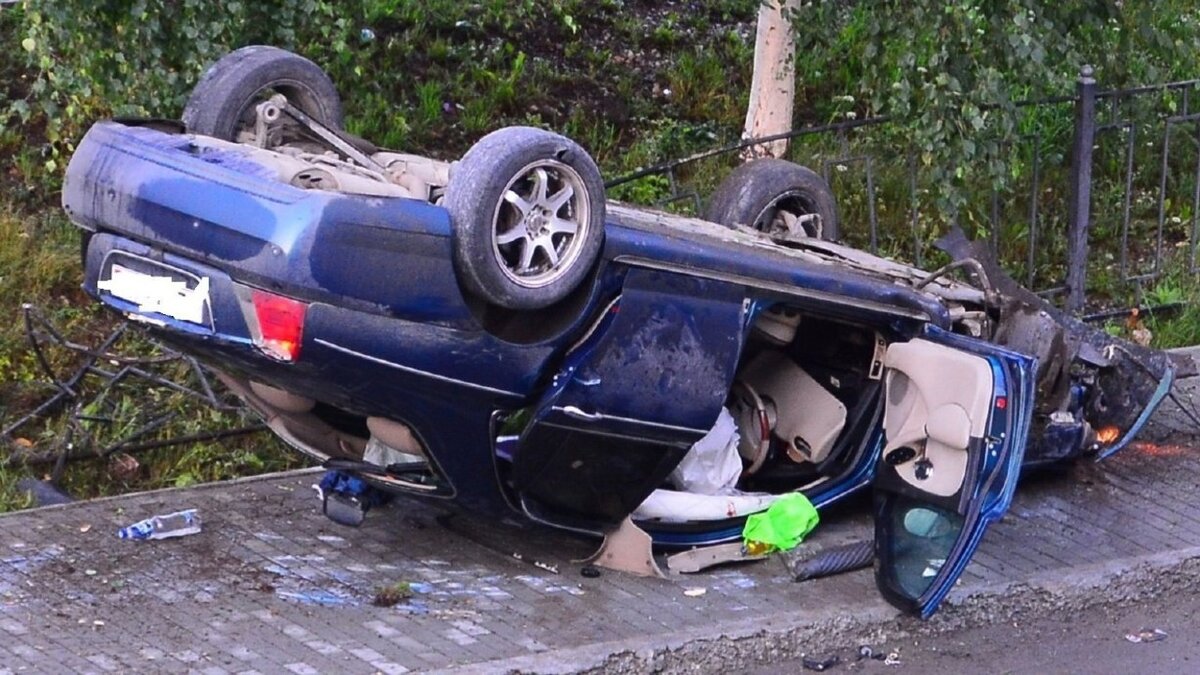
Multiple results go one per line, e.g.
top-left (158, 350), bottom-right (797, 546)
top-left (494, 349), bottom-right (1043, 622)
top-left (1142, 259), bottom-right (1200, 348)
top-left (788, 1), bottom-right (1200, 214)
top-left (9, 0), bottom-right (355, 185)
top-left (0, 201), bottom-right (300, 513)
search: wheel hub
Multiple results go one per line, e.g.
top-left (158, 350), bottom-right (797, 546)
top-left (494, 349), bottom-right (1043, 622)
top-left (525, 208), bottom-right (550, 237)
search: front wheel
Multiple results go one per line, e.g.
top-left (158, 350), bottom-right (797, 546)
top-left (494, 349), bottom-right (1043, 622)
top-left (182, 45), bottom-right (343, 142)
top-left (445, 127), bottom-right (606, 310)
top-left (705, 158), bottom-right (840, 242)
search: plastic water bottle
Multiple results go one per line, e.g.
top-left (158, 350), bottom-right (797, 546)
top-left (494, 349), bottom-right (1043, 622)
top-left (117, 509), bottom-right (202, 540)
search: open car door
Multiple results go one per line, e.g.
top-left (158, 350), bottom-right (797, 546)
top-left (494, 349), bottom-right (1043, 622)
top-left (873, 328), bottom-right (1035, 618)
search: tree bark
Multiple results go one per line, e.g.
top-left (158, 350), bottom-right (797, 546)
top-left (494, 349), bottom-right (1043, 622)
top-left (742, 0), bottom-right (799, 160)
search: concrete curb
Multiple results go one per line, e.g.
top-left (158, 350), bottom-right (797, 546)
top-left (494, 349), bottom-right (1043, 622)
top-left (451, 545), bottom-right (1200, 674)
top-left (0, 466), bottom-right (322, 520)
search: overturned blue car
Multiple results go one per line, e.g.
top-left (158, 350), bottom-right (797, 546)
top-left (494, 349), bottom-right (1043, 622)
top-left (62, 47), bottom-right (1174, 617)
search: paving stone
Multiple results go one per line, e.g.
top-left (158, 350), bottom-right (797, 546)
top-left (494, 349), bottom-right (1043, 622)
top-left (4, 382), bottom-right (1200, 672)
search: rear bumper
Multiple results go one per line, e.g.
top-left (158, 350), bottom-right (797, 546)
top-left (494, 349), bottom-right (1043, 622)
top-left (64, 121), bottom-right (470, 325)
top-left (82, 232), bottom-right (527, 512)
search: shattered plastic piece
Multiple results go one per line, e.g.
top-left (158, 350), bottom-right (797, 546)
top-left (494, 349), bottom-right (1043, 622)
top-left (791, 540), bottom-right (874, 582)
top-left (580, 565), bottom-right (601, 578)
top-left (511, 552), bottom-right (560, 575)
top-left (1125, 629), bottom-right (1168, 643)
top-left (884, 652), bottom-right (902, 666)
top-left (583, 517), bottom-right (665, 578)
top-left (742, 493), bottom-right (819, 553)
top-left (117, 509), bottom-right (201, 540)
top-left (857, 645), bottom-right (886, 661)
top-left (683, 587), bottom-right (707, 597)
top-left (802, 654), bottom-right (840, 671)
top-left (667, 542), bottom-right (768, 573)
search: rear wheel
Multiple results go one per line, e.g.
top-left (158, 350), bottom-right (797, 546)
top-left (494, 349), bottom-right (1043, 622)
top-left (182, 45), bottom-right (343, 142)
top-left (445, 126), bottom-right (605, 310)
top-left (706, 158), bottom-right (840, 241)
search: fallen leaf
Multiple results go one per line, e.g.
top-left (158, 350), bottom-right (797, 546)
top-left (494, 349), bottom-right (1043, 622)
top-left (13, 438), bottom-right (33, 448)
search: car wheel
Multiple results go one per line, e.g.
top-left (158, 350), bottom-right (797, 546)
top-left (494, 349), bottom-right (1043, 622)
top-left (705, 158), bottom-right (840, 241)
top-left (182, 45), bottom-right (343, 141)
top-left (445, 126), bottom-right (606, 310)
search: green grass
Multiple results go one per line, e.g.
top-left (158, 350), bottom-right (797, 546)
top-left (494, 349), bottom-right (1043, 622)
top-left (0, 204), bottom-right (300, 511)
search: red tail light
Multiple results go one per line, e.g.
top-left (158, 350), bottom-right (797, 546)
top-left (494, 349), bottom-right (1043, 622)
top-left (251, 289), bottom-right (307, 362)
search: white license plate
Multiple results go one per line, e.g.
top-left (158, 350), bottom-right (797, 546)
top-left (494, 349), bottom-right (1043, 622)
top-left (98, 262), bottom-right (211, 325)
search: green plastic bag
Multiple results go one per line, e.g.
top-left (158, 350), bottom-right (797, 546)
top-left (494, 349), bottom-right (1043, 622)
top-left (742, 493), bottom-right (819, 554)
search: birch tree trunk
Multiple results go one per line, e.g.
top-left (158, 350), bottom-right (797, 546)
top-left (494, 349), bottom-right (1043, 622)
top-left (742, 0), bottom-right (799, 160)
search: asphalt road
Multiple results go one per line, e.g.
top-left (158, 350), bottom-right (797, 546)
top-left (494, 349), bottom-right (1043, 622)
top-left (746, 586), bottom-right (1200, 675)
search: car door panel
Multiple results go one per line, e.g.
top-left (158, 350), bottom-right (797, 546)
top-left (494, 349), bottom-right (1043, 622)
top-left (874, 328), bottom-right (1035, 618)
top-left (513, 267), bottom-right (749, 526)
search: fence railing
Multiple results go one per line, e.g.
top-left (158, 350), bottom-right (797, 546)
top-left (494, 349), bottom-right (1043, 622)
top-left (607, 67), bottom-right (1200, 314)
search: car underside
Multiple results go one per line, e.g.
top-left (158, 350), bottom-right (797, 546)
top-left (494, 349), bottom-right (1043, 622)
top-left (62, 46), bottom-right (1176, 617)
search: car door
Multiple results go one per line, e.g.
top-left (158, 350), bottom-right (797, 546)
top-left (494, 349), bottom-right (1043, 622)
top-left (512, 267), bottom-right (749, 528)
top-left (872, 327), bottom-right (1035, 618)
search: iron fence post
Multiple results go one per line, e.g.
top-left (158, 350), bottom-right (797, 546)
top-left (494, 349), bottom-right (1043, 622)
top-left (1066, 65), bottom-right (1097, 312)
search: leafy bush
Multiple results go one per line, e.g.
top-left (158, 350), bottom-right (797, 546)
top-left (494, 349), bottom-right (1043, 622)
top-left (9, 0), bottom-right (354, 185)
top-left (788, 1), bottom-right (1200, 213)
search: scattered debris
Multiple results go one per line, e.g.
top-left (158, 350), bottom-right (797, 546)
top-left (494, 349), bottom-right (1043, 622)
top-left (108, 452), bottom-right (140, 481)
top-left (511, 552), bottom-right (560, 575)
top-left (583, 517), bottom-right (665, 579)
top-left (117, 509), bottom-right (202, 540)
top-left (2, 305), bottom-right (264, 479)
top-left (683, 587), bottom-right (707, 597)
top-left (802, 654), bottom-right (839, 671)
top-left (884, 652), bottom-right (902, 666)
top-left (790, 540), bottom-right (874, 582)
top-left (78, 524), bottom-right (91, 533)
top-left (371, 582), bottom-right (413, 607)
top-left (667, 541), bottom-right (768, 573)
top-left (15, 477), bottom-right (73, 506)
top-left (856, 645), bottom-right (886, 661)
top-left (318, 470), bottom-right (392, 527)
top-left (1125, 628), bottom-right (1168, 643)
top-left (580, 565), bottom-right (601, 578)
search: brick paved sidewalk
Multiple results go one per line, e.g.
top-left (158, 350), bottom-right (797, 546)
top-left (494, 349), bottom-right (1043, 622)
top-left (2, 370), bottom-right (1199, 674)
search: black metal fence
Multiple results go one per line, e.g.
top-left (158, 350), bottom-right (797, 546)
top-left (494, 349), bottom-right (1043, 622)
top-left (608, 67), bottom-right (1200, 314)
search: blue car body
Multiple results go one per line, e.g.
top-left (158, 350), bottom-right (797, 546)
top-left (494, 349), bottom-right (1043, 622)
top-left (63, 120), bottom-right (1174, 617)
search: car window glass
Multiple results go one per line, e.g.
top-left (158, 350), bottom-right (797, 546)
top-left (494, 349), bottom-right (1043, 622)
top-left (885, 497), bottom-right (964, 600)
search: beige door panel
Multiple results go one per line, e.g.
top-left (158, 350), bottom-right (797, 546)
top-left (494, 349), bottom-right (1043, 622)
top-left (882, 340), bottom-right (994, 497)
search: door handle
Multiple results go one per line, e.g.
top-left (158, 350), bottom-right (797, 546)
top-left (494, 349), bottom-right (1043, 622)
top-left (561, 405), bottom-right (603, 421)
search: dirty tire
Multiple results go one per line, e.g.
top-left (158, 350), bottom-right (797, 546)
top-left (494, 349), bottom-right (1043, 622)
top-left (445, 126), bottom-right (605, 310)
top-left (705, 158), bottom-right (840, 241)
top-left (182, 45), bottom-right (343, 140)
